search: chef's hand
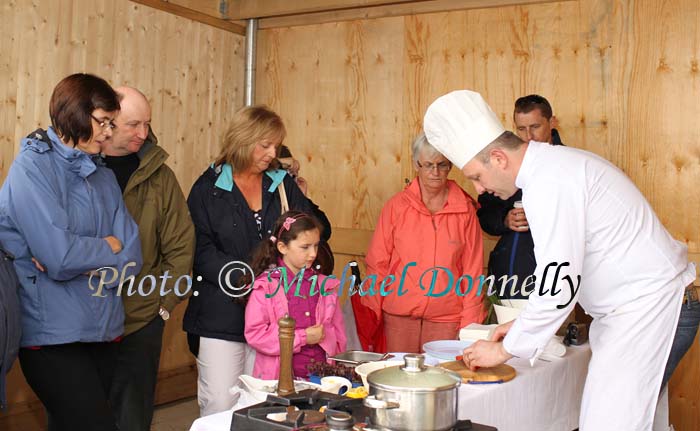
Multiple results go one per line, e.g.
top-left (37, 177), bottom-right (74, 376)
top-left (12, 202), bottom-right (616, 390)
top-left (490, 320), bottom-right (515, 342)
top-left (505, 208), bottom-right (529, 231)
top-left (461, 340), bottom-right (513, 371)
top-left (305, 324), bottom-right (325, 345)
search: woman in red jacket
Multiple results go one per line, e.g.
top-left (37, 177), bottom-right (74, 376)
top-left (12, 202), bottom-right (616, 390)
top-left (361, 133), bottom-right (486, 353)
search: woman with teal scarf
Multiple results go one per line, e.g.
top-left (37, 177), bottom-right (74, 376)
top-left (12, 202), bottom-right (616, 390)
top-left (184, 105), bottom-right (327, 416)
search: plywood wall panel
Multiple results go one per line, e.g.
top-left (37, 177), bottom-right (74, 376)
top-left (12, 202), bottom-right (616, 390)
top-left (620, 0), bottom-right (700, 249)
top-left (0, 0), bottom-right (245, 425)
top-left (1, 0), bottom-right (244, 188)
top-left (0, 3), bottom-right (19, 174)
top-left (258, 0), bottom-right (699, 251)
top-left (258, 18), bottom-right (405, 230)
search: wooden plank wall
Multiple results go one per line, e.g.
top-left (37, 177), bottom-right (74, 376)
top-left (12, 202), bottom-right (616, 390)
top-left (255, 1), bottom-right (700, 429)
top-left (0, 0), bottom-right (244, 428)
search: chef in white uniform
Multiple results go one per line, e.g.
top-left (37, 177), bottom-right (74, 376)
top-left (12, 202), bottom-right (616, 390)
top-left (423, 90), bottom-right (696, 430)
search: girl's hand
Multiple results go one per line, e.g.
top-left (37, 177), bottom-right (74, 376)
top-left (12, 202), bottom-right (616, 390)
top-left (305, 324), bottom-right (325, 345)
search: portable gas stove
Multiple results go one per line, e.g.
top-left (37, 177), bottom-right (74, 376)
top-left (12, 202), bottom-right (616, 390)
top-left (230, 389), bottom-right (497, 431)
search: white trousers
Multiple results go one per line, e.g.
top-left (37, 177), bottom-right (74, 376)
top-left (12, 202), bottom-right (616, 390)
top-left (196, 337), bottom-right (255, 417)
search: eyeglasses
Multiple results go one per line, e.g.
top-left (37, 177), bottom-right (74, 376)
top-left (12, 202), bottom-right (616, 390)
top-left (90, 114), bottom-right (116, 131)
top-left (416, 161), bottom-right (451, 172)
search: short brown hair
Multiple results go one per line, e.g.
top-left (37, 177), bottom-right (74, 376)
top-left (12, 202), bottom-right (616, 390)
top-left (475, 131), bottom-right (525, 163)
top-left (215, 105), bottom-right (286, 171)
top-left (49, 73), bottom-right (120, 146)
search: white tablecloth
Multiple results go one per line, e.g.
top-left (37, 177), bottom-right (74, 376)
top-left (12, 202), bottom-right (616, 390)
top-left (190, 344), bottom-right (671, 431)
top-left (459, 344), bottom-right (590, 431)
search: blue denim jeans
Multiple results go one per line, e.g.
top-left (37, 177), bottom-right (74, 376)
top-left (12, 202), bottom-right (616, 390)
top-left (662, 296), bottom-right (700, 388)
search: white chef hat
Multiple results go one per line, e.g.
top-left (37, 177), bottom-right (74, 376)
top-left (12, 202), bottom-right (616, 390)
top-left (423, 90), bottom-right (505, 169)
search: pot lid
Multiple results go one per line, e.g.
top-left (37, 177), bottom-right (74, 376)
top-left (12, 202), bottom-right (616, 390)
top-left (367, 354), bottom-right (461, 391)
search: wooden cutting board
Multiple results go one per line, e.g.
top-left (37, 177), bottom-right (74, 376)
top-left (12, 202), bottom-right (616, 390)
top-left (438, 360), bottom-right (516, 383)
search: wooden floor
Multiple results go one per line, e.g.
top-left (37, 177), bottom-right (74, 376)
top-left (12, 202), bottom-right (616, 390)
top-left (151, 397), bottom-right (200, 431)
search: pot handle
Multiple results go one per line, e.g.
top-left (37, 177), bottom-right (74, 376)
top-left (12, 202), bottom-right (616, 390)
top-left (363, 395), bottom-right (400, 410)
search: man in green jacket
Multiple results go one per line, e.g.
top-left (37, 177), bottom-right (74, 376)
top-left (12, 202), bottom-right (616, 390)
top-left (103, 86), bottom-right (195, 431)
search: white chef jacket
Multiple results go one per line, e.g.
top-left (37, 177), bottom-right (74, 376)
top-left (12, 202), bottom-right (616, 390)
top-left (502, 141), bottom-right (695, 430)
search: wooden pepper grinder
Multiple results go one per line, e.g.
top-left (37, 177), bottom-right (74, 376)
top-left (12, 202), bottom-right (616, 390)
top-left (277, 314), bottom-right (296, 396)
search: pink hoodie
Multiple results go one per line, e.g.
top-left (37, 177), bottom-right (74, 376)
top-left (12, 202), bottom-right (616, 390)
top-left (244, 267), bottom-right (347, 380)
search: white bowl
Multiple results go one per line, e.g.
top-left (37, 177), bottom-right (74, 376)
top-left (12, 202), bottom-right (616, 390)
top-left (237, 375), bottom-right (277, 402)
top-left (493, 304), bottom-right (523, 324)
top-left (422, 340), bottom-right (473, 360)
top-left (355, 360), bottom-right (404, 391)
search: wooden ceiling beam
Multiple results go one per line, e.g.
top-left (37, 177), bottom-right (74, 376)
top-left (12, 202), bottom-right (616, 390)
top-left (130, 0), bottom-right (574, 33)
top-left (257, 0), bottom-right (573, 29)
top-left (231, 0), bottom-right (423, 20)
top-left (167, 0), bottom-right (226, 19)
top-left (130, 0), bottom-right (246, 35)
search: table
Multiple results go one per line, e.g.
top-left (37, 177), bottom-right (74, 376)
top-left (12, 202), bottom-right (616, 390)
top-left (190, 344), bottom-right (671, 431)
top-left (458, 344), bottom-right (590, 431)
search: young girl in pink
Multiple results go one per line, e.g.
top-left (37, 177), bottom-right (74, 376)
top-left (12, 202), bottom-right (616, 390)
top-left (244, 210), bottom-right (346, 380)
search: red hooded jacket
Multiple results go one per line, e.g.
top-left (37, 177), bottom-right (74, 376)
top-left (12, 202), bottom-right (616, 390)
top-left (361, 178), bottom-right (486, 332)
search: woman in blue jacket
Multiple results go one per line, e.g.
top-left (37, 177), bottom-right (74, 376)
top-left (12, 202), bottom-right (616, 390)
top-left (0, 73), bottom-right (142, 431)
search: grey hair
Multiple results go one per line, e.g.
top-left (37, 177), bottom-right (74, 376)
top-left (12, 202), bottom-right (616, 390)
top-left (475, 131), bottom-right (525, 163)
top-left (411, 132), bottom-right (443, 162)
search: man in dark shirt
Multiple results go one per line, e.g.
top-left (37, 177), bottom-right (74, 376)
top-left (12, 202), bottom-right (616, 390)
top-left (477, 95), bottom-right (563, 299)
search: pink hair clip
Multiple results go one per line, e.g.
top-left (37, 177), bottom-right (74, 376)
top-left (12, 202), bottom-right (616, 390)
top-left (269, 235), bottom-right (277, 243)
top-left (282, 217), bottom-right (297, 231)
top-left (276, 214), bottom-right (308, 239)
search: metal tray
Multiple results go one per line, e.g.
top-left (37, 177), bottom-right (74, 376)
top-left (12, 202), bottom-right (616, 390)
top-left (330, 351), bottom-right (389, 366)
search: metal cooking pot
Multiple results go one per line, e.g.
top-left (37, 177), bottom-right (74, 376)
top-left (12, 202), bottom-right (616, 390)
top-left (363, 354), bottom-right (461, 431)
